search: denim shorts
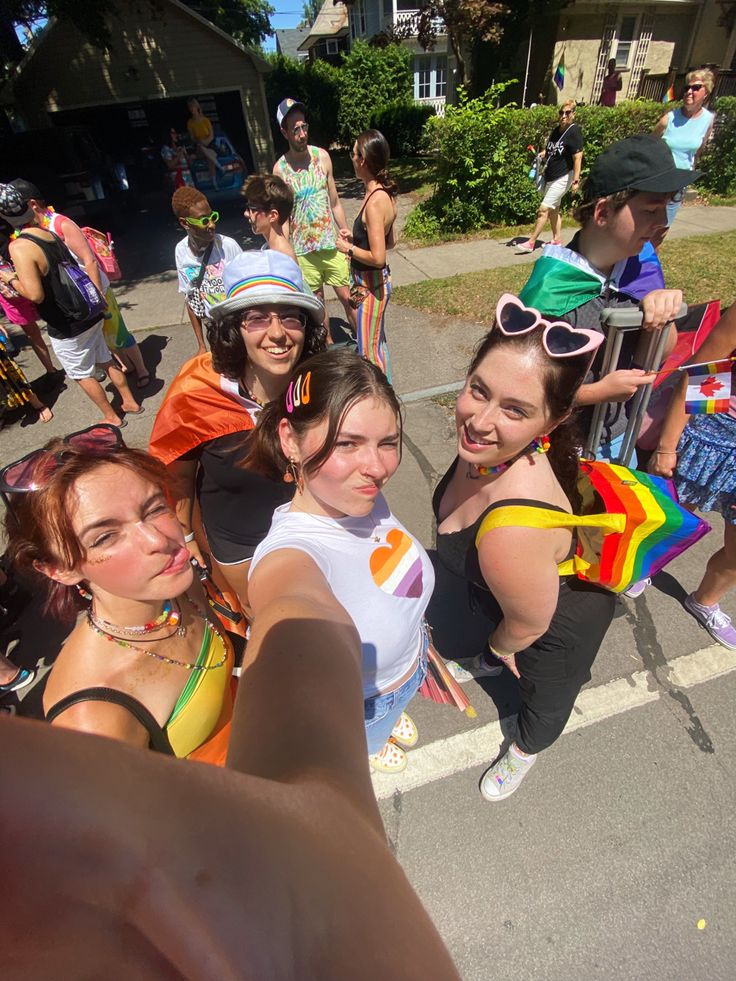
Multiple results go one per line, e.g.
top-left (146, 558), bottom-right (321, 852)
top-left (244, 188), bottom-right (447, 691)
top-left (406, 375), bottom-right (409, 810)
top-left (363, 627), bottom-right (428, 755)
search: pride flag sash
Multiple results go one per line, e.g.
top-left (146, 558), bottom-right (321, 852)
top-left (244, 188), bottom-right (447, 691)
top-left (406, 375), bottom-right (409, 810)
top-left (476, 461), bottom-right (710, 594)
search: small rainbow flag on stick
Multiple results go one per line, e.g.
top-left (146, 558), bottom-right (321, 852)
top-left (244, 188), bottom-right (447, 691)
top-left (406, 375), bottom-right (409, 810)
top-left (554, 54), bottom-right (565, 90)
top-left (662, 84), bottom-right (676, 104)
top-left (684, 359), bottom-right (733, 414)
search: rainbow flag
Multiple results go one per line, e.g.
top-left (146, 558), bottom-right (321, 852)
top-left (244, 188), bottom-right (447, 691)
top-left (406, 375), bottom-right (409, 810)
top-left (662, 84), bottom-right (676, 103)
top-left (474, 461), bottom-right (710, 594)
top-left (684, 359), bottom-right (732, 414)
top-left (554, 54), bottom-right (565, 90)
top-left (575, 461), bottom-right (711, 593)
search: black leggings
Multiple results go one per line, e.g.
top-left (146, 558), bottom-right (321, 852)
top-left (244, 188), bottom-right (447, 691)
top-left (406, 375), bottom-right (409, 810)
top-left (514, 578), bottom-right (616, 755)
top-left (475, 577), bottom-right (616, 756)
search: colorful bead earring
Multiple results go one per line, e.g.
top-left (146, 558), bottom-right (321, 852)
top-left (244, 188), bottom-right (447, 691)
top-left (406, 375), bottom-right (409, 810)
top-left (531, 434), bottom-right (551, 454)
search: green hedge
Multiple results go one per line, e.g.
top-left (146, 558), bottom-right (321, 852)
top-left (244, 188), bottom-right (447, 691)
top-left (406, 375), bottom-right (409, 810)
top-left (699, 96), bottom-right (736, 195)
top-left (370, 100), bottom-right (435, 157)
top-left (405, 86), bottom-right (736, 240)
top-left (265, 54), bottom-right (341, 153)
top-left (337, 41), bottom-right (413, 143)
top-left (265, 44), bottom-right (414, 153)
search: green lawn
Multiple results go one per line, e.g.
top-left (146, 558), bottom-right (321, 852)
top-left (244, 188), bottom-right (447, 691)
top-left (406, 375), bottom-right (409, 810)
top-left (393, 229), bottom-right (736, 323)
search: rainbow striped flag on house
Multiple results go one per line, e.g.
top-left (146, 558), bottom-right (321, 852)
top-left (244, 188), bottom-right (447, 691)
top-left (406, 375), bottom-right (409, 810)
top-left (554, 54), bottom-right (565, 90)
top-left (662, 84), bottom-right (676, 104)
top-left (684, 359), bottom-right (733, 414)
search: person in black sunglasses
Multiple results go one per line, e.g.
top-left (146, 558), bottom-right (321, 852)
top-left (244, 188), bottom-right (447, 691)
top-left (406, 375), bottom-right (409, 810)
top-left (653, 68), bottom-right (715, 227)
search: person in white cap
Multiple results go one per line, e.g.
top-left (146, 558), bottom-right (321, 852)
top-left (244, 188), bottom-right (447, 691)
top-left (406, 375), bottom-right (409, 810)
top-left (149, 249), bottom-right (327, 615)
top-left (273, 98), bottom-right (357, 336)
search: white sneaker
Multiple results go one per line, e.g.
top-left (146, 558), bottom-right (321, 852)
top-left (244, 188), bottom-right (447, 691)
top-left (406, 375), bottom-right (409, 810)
top-left (480, 745), bottom-right (537, 801)
top-left (623, 577), bottom-right (651, 599)
top-left (444, 653), bottom-right (503, 684)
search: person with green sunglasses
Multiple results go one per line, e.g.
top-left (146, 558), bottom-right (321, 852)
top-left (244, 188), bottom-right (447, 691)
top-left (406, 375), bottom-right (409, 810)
top-left (172, 187), bottom-right (241, 354)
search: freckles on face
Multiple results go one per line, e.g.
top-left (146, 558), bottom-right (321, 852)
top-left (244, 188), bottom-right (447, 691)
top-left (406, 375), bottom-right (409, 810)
top-left (68, 465), bottom-right (190, 599)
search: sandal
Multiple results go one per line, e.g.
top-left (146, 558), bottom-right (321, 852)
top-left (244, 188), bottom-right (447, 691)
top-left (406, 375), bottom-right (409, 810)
top-left (369, 739), bottom-right (407, 773)
top-left (391, 711), bottom-right (418, 748)
top-left (135, 373), bottom-right (151, 388)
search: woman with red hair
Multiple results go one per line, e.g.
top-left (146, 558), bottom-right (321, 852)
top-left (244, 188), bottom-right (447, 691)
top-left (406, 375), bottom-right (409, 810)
top-left (2, 425), bottom-right (234, 763)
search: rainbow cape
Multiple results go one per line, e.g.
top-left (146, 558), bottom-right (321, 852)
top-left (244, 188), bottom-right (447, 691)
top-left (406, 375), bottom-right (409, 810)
top-left (519, 243), bottom-right (665, 318)
top-left (149, 353), bottom-right (260, 465)
top-left (476, 461), bottom-right (710, 593)
top-left (574, 461), bottom-right (710, 591)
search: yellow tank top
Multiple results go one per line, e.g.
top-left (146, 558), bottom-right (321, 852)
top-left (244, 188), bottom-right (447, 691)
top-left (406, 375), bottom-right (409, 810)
top-left (166, 619), bottom-right (234, 761)
top-left (188, 116), bottom-right (212, 142)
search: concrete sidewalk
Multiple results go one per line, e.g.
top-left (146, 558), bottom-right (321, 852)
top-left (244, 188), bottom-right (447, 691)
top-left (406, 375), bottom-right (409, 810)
top-left (109, 202), bottom-right (736, 334)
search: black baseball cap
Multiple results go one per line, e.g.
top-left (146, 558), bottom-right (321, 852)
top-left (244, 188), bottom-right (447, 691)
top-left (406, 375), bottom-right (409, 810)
top-left (276, 97), bottom-right (306, 128)
top-left (584, 134), bottom-right (700, 200)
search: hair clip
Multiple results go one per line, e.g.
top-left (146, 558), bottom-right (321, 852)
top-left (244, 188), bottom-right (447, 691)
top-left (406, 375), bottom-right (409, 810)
top-left (495, 293), bottom-right (604, 359)
top-left (286, 371), bottom-right (312, 413)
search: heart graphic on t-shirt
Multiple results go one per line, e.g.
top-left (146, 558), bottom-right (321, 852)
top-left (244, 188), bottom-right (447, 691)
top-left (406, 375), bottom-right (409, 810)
top-left (369, 528), bottom-right (423, 598)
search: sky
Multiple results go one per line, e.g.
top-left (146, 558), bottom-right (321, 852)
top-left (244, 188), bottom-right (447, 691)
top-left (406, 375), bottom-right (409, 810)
top-left (263, 0), bottom-right (306, 51)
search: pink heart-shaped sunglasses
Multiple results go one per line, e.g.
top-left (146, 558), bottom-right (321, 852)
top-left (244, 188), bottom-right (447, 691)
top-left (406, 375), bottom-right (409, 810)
top-left (495, 293), bottom-right (605, 359)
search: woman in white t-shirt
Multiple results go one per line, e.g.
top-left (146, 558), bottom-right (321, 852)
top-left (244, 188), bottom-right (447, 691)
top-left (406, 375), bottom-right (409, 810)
top-left (248, 348), bottom-right (434, 773)
top-left (172, 186), bottom-right (241, 354)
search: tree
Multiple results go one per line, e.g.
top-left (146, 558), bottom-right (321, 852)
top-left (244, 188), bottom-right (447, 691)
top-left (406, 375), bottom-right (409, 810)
top-left (1, 0), bottom-right (274, 78)
top-left (299, 0), bottom-right (321, 29)
top-left (413, 1), bottom-right (510, 91)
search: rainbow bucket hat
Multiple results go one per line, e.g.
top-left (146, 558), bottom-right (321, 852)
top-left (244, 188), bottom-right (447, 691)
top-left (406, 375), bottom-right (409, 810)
top-left (208, 250), bottom-right (325, 325)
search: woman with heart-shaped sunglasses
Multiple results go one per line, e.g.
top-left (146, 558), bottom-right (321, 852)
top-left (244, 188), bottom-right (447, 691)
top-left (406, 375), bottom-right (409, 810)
top-left (433, 294), bottom-right (617, 802)
top-left (246, 347), bottom-right (434, 774)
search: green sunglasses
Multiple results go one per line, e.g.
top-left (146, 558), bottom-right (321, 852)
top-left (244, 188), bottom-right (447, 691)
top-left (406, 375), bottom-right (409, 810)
top-left (184, 211), bottom-right (219, 227)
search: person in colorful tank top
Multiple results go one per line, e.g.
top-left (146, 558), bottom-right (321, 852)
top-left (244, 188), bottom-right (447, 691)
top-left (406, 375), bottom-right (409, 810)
top-left (2, 426), bottom-right (234, 765)
top-left (273, 98), bottom-right (357, 336)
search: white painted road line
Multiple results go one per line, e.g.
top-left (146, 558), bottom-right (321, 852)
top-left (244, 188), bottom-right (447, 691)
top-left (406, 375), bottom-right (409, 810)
top-left (371, 643), bottom-right (736, 800)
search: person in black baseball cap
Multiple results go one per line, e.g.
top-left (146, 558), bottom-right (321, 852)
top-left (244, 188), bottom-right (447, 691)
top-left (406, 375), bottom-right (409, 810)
top-left (583, 133), bottom-right (699, 200)
top-left (517, 134), bottom-right (689, 453)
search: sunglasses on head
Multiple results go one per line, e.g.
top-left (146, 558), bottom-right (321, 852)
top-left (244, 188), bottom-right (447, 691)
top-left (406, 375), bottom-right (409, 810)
top-left (0, 424), bottom-right (124, 498)
top-left (495, 294), bottom-right (605, 359)
top-left (684, 83), bottom-right (704, 92)
top-left (183, 211), bottom-right (219, 228)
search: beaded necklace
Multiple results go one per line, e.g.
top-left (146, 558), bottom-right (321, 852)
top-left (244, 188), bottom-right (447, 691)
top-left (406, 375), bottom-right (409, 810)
top-left (466, 435), bottom-right (550, 479)
top-left (85, 597), bottom-right (227, 672)
top-left (88, 598), bottom-right (182, 637)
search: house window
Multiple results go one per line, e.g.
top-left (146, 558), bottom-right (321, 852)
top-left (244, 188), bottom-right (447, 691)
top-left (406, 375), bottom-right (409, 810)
top-left (614, 15), bottom-right (637, 69)
top-left (414, 54), bottom-right (447, 100)
top-left (326, 38), bottom-right (339, 55)
top-left (350, 0), bottom-right (367, 37)
top-left (436, 62), bottom-right (446, 97)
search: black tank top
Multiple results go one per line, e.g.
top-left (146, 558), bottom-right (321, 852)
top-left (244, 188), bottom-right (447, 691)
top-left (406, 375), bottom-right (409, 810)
top-left (350, 187), bottom-right (394, 272)
top-left (432, 457), bottom-right (575, 591)
top-left (17, 230), bottom-right (100, 339)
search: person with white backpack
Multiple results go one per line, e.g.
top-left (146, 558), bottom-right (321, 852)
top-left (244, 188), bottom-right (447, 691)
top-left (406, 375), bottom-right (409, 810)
top-left (0, 184), bottom-right (141, 427)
